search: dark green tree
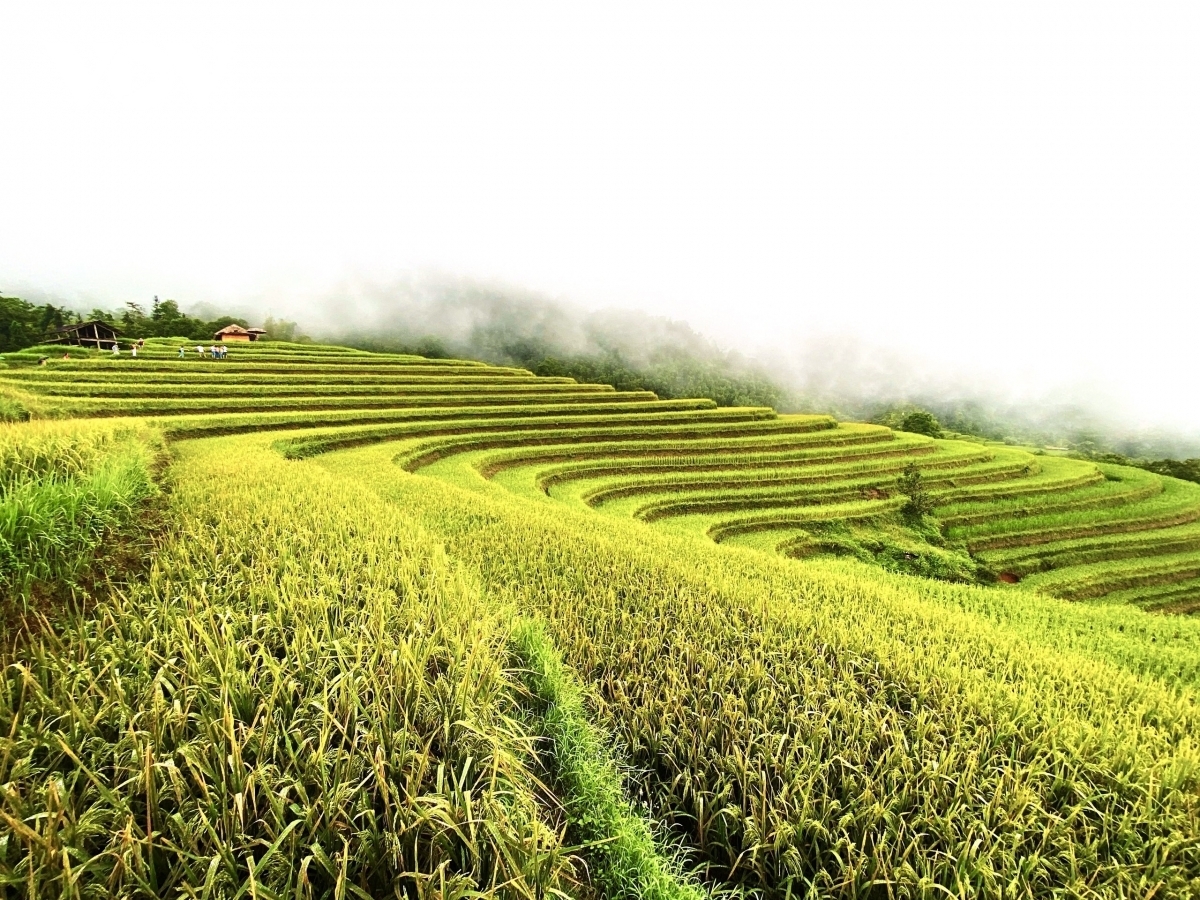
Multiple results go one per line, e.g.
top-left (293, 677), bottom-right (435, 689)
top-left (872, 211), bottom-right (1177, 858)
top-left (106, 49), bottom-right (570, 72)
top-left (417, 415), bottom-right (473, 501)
top-left (897, 462), bottom-right (935, 522)
top-left (0, 295), bottom-right (78, 351)
top-left (1146, 458), bottom-right (1200, 485)
top-left (120, 302), bottom-right (150, 338)
top-left (900, 410), bottom-right (943, 438)
top-left (150, 297), bottom-right (195, 337)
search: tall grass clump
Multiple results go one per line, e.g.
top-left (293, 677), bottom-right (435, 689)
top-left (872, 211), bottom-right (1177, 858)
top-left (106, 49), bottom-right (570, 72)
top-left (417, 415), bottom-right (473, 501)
top-left (0, 421), bottom-right (163, 599)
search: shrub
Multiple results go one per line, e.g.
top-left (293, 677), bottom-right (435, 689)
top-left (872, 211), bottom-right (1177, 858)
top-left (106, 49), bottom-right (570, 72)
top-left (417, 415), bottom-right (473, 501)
top-left (897, 462), bottom-right (935, 522)
top-left (900, 410), bottom-right (943, 438)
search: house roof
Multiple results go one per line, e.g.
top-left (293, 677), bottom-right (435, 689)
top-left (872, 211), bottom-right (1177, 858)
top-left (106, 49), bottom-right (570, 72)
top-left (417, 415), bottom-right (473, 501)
top-left (214, 324), bottom-right (251, 336)
top-left (51, 320), bottom-right (122, 334)
top-left (246, 327), bottom-right (267, 334)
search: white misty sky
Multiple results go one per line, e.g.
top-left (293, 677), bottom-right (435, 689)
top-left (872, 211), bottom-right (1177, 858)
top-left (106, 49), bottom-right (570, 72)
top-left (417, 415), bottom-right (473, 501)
top-left (1, 4), bottom-right (1197, 431)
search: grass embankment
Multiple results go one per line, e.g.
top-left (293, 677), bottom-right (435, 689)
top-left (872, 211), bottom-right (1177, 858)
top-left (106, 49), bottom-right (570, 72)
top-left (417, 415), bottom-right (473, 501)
top-left (0, 420), bottom-right (162, 606)
top-left (511, 620), bottom-right (705, 900)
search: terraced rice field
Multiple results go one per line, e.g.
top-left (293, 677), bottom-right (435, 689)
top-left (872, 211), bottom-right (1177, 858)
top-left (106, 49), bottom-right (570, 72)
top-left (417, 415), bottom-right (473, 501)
top-left (10, 338), bottom-right (1194, 611)
top-left (2, 338), bottom-right (1198, 898)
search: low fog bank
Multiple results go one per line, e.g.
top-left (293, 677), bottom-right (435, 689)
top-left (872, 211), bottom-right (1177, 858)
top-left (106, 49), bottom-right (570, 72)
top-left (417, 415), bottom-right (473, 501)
top-left (320, 275), bottom-right (731, 369)
top-left (771, 337), bottom-right (1200, 460)
top-left (313, 276), bottom-right (1200, 460)
top-left (318, 275), bottom-right (785, 409)
top-left (13, 273), bottom-right (1193, 460)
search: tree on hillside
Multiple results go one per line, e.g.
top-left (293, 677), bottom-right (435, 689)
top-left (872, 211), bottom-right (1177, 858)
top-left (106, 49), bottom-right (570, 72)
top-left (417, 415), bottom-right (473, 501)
top-left (151, 297), bottom-right (194, 336)
top-left (898, 462), bottom-right (934, 522)
top-left (900, 410), bottom-right (943, 438)
top-left (0, 295), bottom-right (78, 352)
top-left (120, 302), bottom-right (150, 338)
top-left (1146, 458), bottom-right (1200, 484)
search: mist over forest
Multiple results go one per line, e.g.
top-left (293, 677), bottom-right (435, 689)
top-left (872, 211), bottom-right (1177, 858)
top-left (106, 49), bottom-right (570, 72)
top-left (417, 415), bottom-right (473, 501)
top-left (309, 276), bottom-right (1200, 461)
top-left (319, 277), bottom-right (784, 410)
top-left (5, 274), bottom-right (1197, 462)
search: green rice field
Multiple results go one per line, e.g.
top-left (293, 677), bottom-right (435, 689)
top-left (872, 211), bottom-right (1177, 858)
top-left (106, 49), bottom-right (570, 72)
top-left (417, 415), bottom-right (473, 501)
top-left (1, 338), bottom-right (1197, 898)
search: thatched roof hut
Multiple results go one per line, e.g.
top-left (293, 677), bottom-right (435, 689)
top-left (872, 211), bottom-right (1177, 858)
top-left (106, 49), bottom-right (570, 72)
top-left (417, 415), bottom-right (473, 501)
top-left (214, 324), bottom-right (264, 342)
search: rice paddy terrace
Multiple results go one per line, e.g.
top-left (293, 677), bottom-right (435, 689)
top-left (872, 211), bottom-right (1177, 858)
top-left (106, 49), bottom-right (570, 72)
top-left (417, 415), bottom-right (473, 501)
top-left (2, 338), bottom-right (1199, 898)
top-left (5, 339), bottom-right (1199, 613)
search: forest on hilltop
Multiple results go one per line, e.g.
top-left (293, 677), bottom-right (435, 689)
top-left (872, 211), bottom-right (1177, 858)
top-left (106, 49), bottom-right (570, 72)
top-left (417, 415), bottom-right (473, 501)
top-left (0, 293), bottom-right (306, 350)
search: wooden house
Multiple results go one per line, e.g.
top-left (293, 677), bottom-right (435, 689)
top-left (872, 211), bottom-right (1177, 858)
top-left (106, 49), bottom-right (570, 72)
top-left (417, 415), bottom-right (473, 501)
top-left (47, 320), bottom-right (121, 349)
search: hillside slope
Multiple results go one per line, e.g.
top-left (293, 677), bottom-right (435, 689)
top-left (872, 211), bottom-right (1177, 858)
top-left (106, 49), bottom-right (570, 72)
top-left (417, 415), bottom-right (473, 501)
top-left (1, 339), bottom-right (1198, 898)
top-left (4, 339), bottom-right (1199, 612)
